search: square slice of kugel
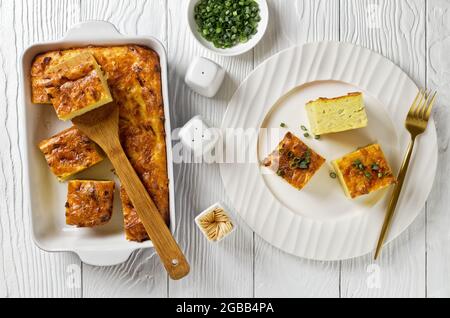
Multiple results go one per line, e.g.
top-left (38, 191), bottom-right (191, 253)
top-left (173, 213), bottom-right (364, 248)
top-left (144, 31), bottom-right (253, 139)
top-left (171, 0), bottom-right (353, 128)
top-left (44, 52), bottom-right (113, 121)
top-left (263, 132), bottom-right (325, 190)
top-left (332, 144), bottom-right (396, 199)
top-left (305, 92), bottom-right (368, 136)
top-left (66, 180), bottom-right (115, 227)
top-left (38, 126), bottom-right (104, 181)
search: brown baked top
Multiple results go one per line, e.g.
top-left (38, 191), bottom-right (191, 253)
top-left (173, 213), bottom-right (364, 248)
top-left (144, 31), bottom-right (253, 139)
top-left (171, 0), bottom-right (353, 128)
top-left (43, 52), bottom-right (113, 120)
top-left (32, 45), bottom-right (169, 241)
top-left (66, 180), bottom-right (115, 227)
top-left (120, 186), bottom-right (150, 242)
top-left (38, 126), bottom-right (104, 181)
top-left (332, 144), bottom-right (396, 198)
top-left (263, 132), bottom-right (325, 190)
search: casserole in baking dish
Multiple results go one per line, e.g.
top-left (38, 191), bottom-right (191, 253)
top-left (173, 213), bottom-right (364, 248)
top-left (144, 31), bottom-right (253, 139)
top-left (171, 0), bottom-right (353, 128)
top-left (32, 45), bottom-right (170, 242)
top-left (20, 21), bottom-right (176, 266)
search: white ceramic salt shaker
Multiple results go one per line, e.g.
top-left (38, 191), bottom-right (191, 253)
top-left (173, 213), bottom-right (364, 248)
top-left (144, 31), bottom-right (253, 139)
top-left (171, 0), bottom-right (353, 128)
top-left (178, 115), bottom-right (220, 156)
top-left (184, 57), bottom-right (225, 97)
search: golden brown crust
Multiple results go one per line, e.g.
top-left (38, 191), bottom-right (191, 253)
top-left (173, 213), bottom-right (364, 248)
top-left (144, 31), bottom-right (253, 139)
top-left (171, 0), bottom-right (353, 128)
top-left (306, 92), bottom-right (362, 105)
top-left (333, 144), bottom-right (396, 198)
top-left (32, 51), bottom-right (66, 104)
top-left (263, 132), bottom-right (325, 190)
top-left (120, 187), bottom-right (149, 242)
top-left (66, 180), bottom-right (115, 227)
top-left (38, 126), bottom-right (104, 180)
top-left (32, 46), bottom-right (169, 241)
top-left (42, 53), bottom-right (113, 120)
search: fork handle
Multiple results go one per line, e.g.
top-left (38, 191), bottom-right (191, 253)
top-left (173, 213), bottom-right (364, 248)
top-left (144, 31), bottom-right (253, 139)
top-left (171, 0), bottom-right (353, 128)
top-left (374, 137), bottom-right (416, 260)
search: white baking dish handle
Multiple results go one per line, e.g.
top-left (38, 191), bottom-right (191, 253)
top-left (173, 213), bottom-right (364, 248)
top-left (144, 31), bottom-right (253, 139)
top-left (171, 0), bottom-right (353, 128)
top-left (75, 249), bottom-right (133, 266)
top-left (63, 20), bottom-right (124, 41)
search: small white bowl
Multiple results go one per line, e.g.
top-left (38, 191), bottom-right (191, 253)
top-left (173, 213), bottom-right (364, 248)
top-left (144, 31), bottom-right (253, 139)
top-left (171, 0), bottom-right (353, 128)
top-left (187, 0), bottom-right (269, 56)
top-left (195, 202), bottom-right (236, 242)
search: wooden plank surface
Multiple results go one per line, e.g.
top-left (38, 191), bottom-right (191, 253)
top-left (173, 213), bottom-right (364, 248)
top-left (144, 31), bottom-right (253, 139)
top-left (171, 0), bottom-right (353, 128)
top-left (79, 0), bottom-right (168, 298)
top-left (167, 0), bottom-right (254, 298)
top-left (0, 0), bottom-right (82, 297)
top-left (339, 0), bottom-right (426, 298)
top-left (426, 0), bottom-right (450, 298)
top-left (253, 0), bottom-right (341, 298)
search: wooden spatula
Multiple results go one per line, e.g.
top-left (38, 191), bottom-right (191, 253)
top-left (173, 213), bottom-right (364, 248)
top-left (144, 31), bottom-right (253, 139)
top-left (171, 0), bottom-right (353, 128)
top-left (73, 102), bottom-right (190, 280)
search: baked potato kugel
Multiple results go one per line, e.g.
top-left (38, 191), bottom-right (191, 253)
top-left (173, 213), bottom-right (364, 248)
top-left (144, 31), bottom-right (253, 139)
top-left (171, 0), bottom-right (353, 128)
top-left (38, 126), bottom-right (104, 181)
top-left (66, 180), bottom-right (115, 227)
top-left (332, 144), bottom-right (396, 199)
top-left (44, 52), bottom-right (113, 121)
top-left (32, 45), bottom-right (169, 242)
top-left (263, 132), bottom-right (325, 190)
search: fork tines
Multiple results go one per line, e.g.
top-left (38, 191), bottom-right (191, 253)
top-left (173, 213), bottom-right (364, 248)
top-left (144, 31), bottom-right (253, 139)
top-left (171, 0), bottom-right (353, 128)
top-left (408, 88), bottom-right (437, 121)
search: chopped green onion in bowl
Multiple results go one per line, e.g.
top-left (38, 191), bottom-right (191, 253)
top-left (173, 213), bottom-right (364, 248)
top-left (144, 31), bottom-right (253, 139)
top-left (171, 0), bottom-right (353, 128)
top-left (194, 0), bottom-right (261, 49)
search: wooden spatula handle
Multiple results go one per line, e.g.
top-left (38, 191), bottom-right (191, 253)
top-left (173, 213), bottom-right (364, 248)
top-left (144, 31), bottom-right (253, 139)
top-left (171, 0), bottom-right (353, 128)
top-left (106, 139), bottom-right (190, 280)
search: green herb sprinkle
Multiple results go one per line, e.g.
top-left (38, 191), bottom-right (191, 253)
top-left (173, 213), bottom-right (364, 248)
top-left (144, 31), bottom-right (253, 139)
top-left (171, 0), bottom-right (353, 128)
top-left (194, 0), bottom-right (261, 49)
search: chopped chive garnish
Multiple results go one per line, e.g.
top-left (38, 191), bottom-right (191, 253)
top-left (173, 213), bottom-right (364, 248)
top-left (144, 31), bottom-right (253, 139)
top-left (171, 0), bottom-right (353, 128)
top-left (353, 159), bottom-right (365, 171)
top-left (289, 150), bottom-right (311, 170)
top-left (277, 169), bottom-right (285, 176)
top-left (298, 161), bottom-right (309, 169)
top-left (371, 163), bottom-right (380, 171)
top-left (378, 172), bottom-right (384, 178)
top-left (364, 171), bottom-right (372, 179)
top-left (280, 122), bottom-right (286, 128)
top-left (194, 0), bottom-right (261, 49)
top-left (301, 125), bottom-right (308, 131)
top-left (329, 172), bottom-right (337, 179)
top-left (303, 133), bottom-right (310, 138)
top-left (314, 135), bottom-right (321, 140)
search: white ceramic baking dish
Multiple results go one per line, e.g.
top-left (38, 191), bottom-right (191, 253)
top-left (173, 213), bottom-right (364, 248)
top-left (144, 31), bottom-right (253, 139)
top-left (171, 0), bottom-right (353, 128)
top-left (20, 21), bottom-right (176, 266)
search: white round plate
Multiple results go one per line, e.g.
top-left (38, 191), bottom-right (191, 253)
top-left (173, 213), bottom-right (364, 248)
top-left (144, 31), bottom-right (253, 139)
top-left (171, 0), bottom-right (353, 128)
top-left (220, 42), bottom-right (437, 261)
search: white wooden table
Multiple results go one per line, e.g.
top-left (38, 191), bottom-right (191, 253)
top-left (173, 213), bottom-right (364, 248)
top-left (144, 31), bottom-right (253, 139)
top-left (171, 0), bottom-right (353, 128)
top-left (0, 0), bottom-right (449, 298)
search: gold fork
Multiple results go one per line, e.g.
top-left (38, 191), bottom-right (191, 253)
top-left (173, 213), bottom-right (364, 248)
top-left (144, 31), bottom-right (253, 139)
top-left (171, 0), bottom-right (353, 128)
top-left (374, 88), bottom-right (437, 260)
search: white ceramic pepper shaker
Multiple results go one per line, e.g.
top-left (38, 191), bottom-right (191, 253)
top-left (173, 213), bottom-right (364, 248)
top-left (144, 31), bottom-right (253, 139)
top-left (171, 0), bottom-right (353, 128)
top-left (178, 115), bottom-right (220, 156)
top-left (184, 56), bottom-right (226, 97)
